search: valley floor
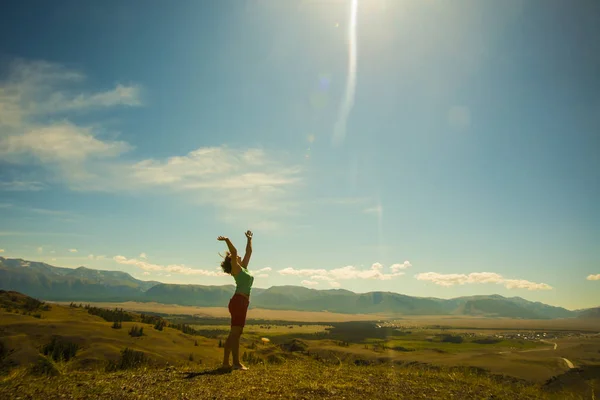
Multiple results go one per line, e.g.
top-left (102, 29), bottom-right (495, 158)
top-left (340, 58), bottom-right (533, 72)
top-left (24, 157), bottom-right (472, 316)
top-left (0, 359), bottom-right (575, 400)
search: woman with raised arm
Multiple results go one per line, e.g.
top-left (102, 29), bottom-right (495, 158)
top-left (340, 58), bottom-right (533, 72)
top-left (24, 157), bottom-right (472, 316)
top-left (217, 230), bottom-right (254, 371)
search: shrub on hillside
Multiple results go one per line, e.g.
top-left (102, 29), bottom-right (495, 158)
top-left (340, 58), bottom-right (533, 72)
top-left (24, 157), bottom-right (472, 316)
top-left (106, 348), bottom-right (147, 372)
top-left (129, 325), bottom-right (144, 337)
top-left (154, 320), bottom-right (167, 331)
top-left (30, 355), bottom-right (60, 376)
top-left (86, 306), bottom-right (134, 323)
top-left (41, 336), bottom-right (79, 362)
top-left (440, 334), bottom-right (464, 344)
top-left (170, 323), bottom-right (198, 335)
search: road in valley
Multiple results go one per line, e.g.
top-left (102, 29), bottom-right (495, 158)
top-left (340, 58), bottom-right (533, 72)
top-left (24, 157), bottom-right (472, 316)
top-left (498, 340), bottom-right (575, 369)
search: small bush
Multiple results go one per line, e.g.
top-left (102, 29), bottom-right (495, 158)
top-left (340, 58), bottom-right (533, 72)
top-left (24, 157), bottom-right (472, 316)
top-left (440, 334), bottom-right (464, 344)
top-left (194, 340), bottom-right (198, 346)
top-left (129, 325), bottom-right (144, 337)
top-left (392, 346), bottom-right (415, 352)
top-left (30, 355), bottom-right (60, 376)
top-left (42, 336), bottom-right (79, 362)
top-left (154, 320), bottom-right (166, 331)
top-left (188, 353), bottom-right (194, 362)
top-left (267, 354), bottom-right (285, 364)
top-left (112, 321), bottom-right (122, 329)
top-left (106, 348), bottom-right (147, 371)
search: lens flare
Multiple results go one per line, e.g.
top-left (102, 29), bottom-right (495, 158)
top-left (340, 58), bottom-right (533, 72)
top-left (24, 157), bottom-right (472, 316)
top-left (332, 0), bottom-right (358, 146)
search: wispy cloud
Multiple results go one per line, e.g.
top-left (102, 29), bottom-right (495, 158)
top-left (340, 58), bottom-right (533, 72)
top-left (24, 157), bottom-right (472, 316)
top-left (139, 253), bottom-right (148, 259)
top-left (415, 272), bottom-right (552, 291)
top-left (68, 249), bottom-right (78, 253)
top-left (0, 59), bottom-right (303, 226)
top-left (279, 262), bottom-right (408, 285)
top-left (0, 181), bottom-right (46, 191)
top-left (301, 280), bottom-right (319, 287)
top-left (329, 281), bottom-right (341, 288)
top-left (587, 274), bottom-right (600, 281)
top-left (36, 246), bottom-right (43, 253)
top-left (113, 255), bottom-right (227, 277)
top-left (363, 205), bottom-right (382, 216)
top-left (0, 249), bottom-right (4, 253)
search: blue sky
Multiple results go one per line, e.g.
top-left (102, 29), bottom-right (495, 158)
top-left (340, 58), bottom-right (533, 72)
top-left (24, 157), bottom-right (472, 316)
top-left (0, 0), bottom-right (598, 310)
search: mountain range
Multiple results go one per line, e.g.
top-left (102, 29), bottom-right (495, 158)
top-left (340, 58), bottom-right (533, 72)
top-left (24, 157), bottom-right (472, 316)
top-left (0, 257), bottom-right (596, 319)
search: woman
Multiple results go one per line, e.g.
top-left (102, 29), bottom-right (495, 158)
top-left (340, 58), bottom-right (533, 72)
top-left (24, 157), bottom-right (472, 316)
top-left (217, 230), bottom-right (254, 371)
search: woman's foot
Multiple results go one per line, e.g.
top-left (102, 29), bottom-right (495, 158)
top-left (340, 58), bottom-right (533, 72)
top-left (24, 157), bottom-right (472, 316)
top-left (219, 364), bottom-right (232, 370)
top-left (232, 363), bottom-right (248, 371)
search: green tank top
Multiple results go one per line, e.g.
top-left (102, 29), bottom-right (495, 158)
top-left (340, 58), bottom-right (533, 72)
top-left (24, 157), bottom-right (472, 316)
top-left (234, 267), bottom-right (254, 295)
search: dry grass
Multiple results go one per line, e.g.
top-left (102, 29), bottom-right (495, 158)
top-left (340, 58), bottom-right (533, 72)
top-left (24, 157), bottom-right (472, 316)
top-left (0, 358), bottom-right (581, 400)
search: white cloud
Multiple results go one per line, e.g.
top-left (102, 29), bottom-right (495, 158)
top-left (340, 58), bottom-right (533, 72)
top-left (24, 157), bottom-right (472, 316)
top-left (329, 281), bottom-right (341, 288)
top-left (279, 262), bottom-right (407, 282)
top-left (37, 246), bottom-right (43, 253)
top-left (390, 261), bottom-right (412, 273)
top-left (143, 271), bottom-right (150, 276)
top-left (139, 252), bottom-right (148, 259)
top-left (0, 62), bottom-right (302, 225)
top-left (255, 274), bottom-right (269, 278)
top-left (68, 249), bottom-right (77, 253)
top-left (113, 255), bottom-right (227, 277)
top-left (279, 267), bottom-right (329, 277)
top-left (301, 280), bottom-right (319, 287)
top-left (310, 275), bottom-right (334, 281)
top-left (0, 249), bottom-right (4, 253)
top-left (255, 267), bottom-right (272, 273)
top-left (587, 274), bottom-right (600, 281)
top-left (0, 59), bottom-right (302, 226)
top-left (503, 279), bottom-right (553, 291)
top-left (415, 272), bottom-right (552, 291)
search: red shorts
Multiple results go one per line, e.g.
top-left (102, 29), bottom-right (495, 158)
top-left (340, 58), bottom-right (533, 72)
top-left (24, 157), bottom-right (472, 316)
top-left (228, 293), bottom-right (250, 327)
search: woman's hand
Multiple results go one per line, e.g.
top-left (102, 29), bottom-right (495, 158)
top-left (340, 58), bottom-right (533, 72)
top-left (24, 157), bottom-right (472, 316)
top-left (245, 230), bottom-right (253, 239)
top-left (217, 236), bottom-right (228, 241)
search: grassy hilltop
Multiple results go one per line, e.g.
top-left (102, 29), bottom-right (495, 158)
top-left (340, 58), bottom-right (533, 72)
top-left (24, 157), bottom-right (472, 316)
top-left (0, 290), bottom-right (598, 399)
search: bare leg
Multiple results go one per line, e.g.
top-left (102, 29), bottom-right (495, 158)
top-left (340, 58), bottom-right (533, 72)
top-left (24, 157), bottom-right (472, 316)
top-left (222, 332), bottom-right (233, 368)
top-left (230, 326), bottom-right (247, 369)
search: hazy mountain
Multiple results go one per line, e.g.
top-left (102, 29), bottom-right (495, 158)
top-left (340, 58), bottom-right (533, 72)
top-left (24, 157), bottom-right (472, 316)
top-left (0, 257), bottom-right (584, 319)
top-left (576, 307), bottom-right (600, 319)
top-left (0, 257), bottom-right (159, 301)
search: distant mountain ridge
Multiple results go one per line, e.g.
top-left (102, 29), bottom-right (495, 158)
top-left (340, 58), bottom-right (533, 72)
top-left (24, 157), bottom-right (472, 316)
top-left (0, 257), bottom-right (594, 319)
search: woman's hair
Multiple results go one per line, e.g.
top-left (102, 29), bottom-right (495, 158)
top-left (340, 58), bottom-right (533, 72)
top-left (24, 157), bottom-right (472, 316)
top-left (220, 251), bottom-right (232, 275)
